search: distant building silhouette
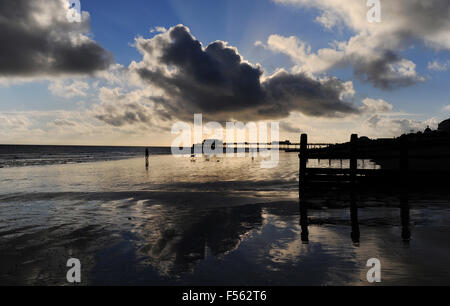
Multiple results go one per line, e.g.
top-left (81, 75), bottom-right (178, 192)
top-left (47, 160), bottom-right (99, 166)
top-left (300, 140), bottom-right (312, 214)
top-left (438, 118), bottom-right (450, 133)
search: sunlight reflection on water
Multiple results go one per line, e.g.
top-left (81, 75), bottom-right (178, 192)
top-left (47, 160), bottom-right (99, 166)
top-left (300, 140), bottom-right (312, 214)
top-left (0, 153), bottom-right (449, 285)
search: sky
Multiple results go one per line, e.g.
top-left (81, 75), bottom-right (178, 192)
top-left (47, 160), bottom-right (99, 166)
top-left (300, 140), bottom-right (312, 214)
top-left (0, 0), bottom-right (449, 145)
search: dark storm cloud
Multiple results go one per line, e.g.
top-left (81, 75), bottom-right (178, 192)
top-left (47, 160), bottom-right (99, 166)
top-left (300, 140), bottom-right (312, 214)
top-left (0, 0), bottom-right (113, 77)
top-left (135, 25), bottom-right (359, 122)
top-left (353, 52), bottom-right (422, 90)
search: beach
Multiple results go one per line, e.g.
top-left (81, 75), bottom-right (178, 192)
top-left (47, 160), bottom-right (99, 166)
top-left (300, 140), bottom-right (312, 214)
top-left (1, 151), bottom-right (450, 285)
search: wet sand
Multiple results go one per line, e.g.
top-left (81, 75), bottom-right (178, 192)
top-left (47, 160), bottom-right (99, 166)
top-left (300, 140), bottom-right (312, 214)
top-left (1, 155), bottom-right (450, 285)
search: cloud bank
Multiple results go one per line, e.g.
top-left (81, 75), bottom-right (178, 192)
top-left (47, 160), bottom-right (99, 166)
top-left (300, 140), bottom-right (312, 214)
top-left (129, 25), bottom-right (358, 122)
top-left (268, 0), bottom-right (450, 89)
top-left (0, 0), bottom-right (113, 78)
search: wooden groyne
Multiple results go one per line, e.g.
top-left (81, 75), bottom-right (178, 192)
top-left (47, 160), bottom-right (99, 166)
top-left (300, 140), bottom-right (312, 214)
top-left (298, 133), bottom-right (418, 244)
top-left (298, 133), bottom-right (450, 189)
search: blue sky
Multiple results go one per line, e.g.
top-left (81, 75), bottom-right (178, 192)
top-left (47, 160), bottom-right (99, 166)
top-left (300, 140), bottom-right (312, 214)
top-left (0, 0), bottom-right (449, 145)
top-left (86, 0), bottom-right (449, 119)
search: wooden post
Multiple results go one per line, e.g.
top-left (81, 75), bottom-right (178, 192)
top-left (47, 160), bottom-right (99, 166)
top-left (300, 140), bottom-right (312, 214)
top-left (398, 137), bottom-right (410, 242)
top-left (350, 134), bottom-right (358, 185)
top-left (299, 133), bottom-right (309, 244)
top-left (349, 134), bottom-right (359, 244)
top-left (299, 134), bottom-right (308, 188)
top-left (399, 137), bottom-right (408, 178)
top-left (300, 198), bottom-right (309, 244)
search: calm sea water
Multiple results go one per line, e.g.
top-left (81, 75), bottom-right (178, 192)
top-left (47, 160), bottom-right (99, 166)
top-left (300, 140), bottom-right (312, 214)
top-left (0, 145), bottom-right (170, 168)
top-left (1, 148), bottom-right (450, 285)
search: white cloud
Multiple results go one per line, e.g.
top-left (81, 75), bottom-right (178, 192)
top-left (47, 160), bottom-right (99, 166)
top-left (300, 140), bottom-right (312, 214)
top-left (263, 32), bottom-right (425, 89)
top-left (266, 35), bottom-right (311, 65)
top-left (360, 98), bottom-right (393, 113)
top-left (362, 115), bottom-right (439, 136)
top-left (275, 94), bottom-right (432, 142)
top-left (150, 26), bottom-right (168, 33)
top-left (268, 0), bottom-right (450, 89)
top-left (315, 10), bottom-right (340, 30)
top-left (0, 109), bottom-right (176, 146)
top-left (275, 109), bottom-right (437, 143)
top-left (91, 86), bottom-right (172, 131)
top-left (428, 60), bottom-right (450, 72)
top-left (0, 113), bottom-right (33, 132)
top-left (48, 80), bottom-right (90, 98)
top-left (274, 0), bottom-right (450, 49)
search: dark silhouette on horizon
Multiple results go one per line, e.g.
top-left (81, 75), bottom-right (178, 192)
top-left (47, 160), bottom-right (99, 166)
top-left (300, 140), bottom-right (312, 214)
top-left (145, 147), bottom-right (149, 169)
top-left (296, 118), bottom-right (450, 192)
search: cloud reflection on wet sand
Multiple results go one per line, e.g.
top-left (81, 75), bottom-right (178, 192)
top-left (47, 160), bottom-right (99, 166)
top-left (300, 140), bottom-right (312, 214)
top-left (1, 155), bottom-right (450, 285)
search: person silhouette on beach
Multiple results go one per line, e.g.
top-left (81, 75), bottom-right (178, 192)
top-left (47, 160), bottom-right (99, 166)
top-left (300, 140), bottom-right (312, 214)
top-left (145, 148), bottom-right (149, 168)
